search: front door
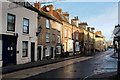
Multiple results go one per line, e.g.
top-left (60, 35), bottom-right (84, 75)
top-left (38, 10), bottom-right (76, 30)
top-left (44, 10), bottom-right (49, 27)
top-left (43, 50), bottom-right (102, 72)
top-left (51, 47), bottom-right (53, 58)
top-left (31, 42), bottom-right (35, 62)
top-left (38, 46), bottom-right (41, 60)
top-left (2, 35), bottom-right (17, 67)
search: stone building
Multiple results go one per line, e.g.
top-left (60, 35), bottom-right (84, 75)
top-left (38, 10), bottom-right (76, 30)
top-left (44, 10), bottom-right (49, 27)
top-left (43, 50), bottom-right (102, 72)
top-left (95, 31), bottom-right (107, 52)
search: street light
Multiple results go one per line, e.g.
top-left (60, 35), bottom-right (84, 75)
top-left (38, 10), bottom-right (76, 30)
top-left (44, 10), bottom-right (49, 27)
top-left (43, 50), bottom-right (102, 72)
top-left (113, 24), bottom-right (120, 78)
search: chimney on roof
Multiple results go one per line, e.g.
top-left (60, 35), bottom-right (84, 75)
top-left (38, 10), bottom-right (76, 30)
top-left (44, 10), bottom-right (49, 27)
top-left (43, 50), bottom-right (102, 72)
top-left (77, 16), bottom-right (78, 19)
top-left (56, 9), bottom-right (62, 13)
top-left (63, 12), bottom-right (69, 17)
top-left (34, 1), bottom-right (41, 10)
top-left (41, 5), bottom-right (54, 15)
top-left (96, 31), bottom-right (102, 35)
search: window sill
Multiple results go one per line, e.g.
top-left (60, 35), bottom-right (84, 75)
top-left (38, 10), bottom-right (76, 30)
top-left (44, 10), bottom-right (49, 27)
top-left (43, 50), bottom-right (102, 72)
top-left (22, 56), bottom-right (28, 57)
top-left (6, 31), bottom-right (15, 34)
top-left (22, 33), bottom-right (29, 36)
top-left (46, 28), bottom-right (50, 29)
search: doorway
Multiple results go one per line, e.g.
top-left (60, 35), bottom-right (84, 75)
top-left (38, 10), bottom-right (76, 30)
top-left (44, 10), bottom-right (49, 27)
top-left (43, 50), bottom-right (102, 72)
top-left (31, 42), bottom-right (35, 62)
top-left (2, 35), bottom-right (17, 66)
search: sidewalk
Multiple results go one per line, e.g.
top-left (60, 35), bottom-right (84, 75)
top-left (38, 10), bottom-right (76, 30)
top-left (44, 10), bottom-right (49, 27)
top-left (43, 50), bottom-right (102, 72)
top-left (84, 71), bottom-right (117, 80)
top-left (111, 52), bottom-right (118, 59)
top-left (2, 55), bottom-right (81, 74)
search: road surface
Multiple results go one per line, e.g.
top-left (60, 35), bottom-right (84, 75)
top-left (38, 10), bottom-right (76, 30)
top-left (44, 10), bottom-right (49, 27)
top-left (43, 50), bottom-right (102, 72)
top-left (2, 49), bottom-right (117, 80)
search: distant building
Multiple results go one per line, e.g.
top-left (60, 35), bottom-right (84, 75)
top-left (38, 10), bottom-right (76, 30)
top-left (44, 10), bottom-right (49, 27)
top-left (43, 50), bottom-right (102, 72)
top-left (95, 31), bottom-right (107, 52)
top-left (79, 23), bottom-right (95, 55)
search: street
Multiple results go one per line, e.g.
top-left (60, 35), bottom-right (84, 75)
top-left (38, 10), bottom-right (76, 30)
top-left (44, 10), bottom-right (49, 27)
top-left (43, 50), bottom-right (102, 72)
top-left (2, 49), bottom-right (117, 80)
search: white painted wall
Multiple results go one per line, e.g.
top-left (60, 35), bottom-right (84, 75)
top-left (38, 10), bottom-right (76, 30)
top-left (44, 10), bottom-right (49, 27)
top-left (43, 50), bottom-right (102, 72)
top-left (0, 1), bottom-right (2, 34)
top-left (0, 1), bottom-right (2, 67)
top-left (2, 2), bottom-right (38, 64)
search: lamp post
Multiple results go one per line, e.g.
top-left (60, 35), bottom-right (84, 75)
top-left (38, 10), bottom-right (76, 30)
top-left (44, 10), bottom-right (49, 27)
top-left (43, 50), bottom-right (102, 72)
top-left (113, 24), bottom-right (120, 78)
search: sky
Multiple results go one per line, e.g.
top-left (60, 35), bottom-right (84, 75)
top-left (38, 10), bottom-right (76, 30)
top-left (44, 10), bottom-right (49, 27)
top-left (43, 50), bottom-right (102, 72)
top-left (29, 0), bottom-right (118, 41)
top-left (42, 1), bottom-right (118, 41)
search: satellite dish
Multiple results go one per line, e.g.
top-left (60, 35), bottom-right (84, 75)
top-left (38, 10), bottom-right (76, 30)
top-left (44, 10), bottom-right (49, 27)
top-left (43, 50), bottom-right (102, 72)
top-left (46, 7), bottom-right (50, 11)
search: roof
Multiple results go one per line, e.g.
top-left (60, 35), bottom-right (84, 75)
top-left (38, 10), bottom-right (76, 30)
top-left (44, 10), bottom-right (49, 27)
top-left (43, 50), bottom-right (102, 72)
top-left (12, 2), bottom-right (62, 24)
top-left (79, 22), bottom-right (88, 26)
top-left (38, 11), bottom-right (63, 24)
top-left (55, 11), bottom-right (71, 24)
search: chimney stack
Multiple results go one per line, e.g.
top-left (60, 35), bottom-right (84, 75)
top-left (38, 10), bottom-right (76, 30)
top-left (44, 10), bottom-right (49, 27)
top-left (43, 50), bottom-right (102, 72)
top-left (56, 9), bottom-right (62, 13)
top-left (34, 1), bottom-right (41, 10)
top-left (96, 31), bottom-right (102, 35)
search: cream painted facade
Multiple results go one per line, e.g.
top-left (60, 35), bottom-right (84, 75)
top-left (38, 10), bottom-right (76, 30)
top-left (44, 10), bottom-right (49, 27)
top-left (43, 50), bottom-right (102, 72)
top-left (95, 34), bottom-right (107, 52)
top-left (0, 1), bottom-right (2, 67)
top-left (1, 1), bottom-right (38, 66)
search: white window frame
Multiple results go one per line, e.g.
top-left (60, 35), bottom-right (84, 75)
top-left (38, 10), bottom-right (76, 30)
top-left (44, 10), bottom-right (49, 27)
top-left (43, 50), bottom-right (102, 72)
top-left (45, 46), bottom-right (50, 56)
top-left (58, 24), bottom-right (61, 31)
top-left (56, 46), bottom-right (61, 54)
top-left (75, 42), bottom-right (80, 51)
top-left (46, 19), bottom-right (50, 28)
top-left (64, 28), bottom-right (67, 37)
top-left (23, 18), bottom-right (29, 34)
top-left (76, 32), bottom-right (78, 40)
top-left (46, 33), bottom-right (50, 42)
top-left (22, 41), bottom-right (28, 57)
top-left (57, 35), bottom-right (61, 43)
top-left (68, 30), bottom-right (71, 38)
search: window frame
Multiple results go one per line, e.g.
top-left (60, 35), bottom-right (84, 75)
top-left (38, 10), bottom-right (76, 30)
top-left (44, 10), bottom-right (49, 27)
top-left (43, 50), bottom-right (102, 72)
top-left (64, 28), bottom-right (67, 38)
top-left (57, 35), bottom-right (61, 43)
top-left (7, 13), bottom-right (16, 32)
top-left (46, 33), bottom-right (50, 43)
top-left (22, 41), bottom-right (28, 57)
top-left (46, 19), bottom-right (50, 29)
top-left (76, 32), bottom-right (78, 40)
top-left (23, 18), bottom-right (29, 34)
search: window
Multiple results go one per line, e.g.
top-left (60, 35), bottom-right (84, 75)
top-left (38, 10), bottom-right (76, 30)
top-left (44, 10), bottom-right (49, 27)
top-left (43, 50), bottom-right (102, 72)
top-left (23, 18), bottom-right (29, 34)
top-left (68, 30), bottom-right (71, 38)
top-left (56, 46), bottom-right (61, 54)
top-left (45, 46), bottom-right (50, 56)
top-left (72, 30), bottom-right (75, 39)
top-left (58, 24), bottom-right (61, 31)
top-left (7, 13), bottom-right (15, 31)
top-left (46, 19), bottom-right (50, 28)
top-left (64, 28), bottom-right (67, 37)
top-left (76, 32), bottom-right (78, 40)
top-left (46, 33), bottom-right (50, 42)
top-left (22, 41), bottom-right (28, 57)
top-left (57, 35), bottom-right (60, 43)
top-left (75, 42), bottom-right (80, 51)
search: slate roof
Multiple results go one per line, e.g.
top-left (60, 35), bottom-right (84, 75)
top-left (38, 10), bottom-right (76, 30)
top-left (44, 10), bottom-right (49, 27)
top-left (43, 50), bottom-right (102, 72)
top-left (12, 1), bottom-right (62, 24)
